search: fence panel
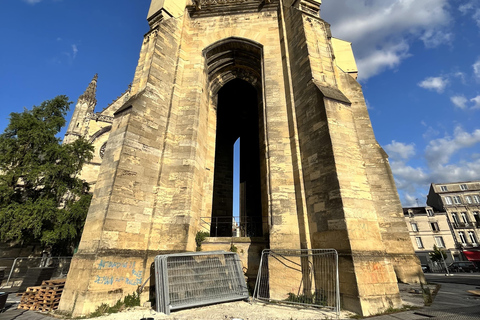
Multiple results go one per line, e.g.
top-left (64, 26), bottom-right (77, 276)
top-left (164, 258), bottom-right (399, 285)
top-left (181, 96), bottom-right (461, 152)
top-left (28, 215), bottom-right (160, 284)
top-left (155, 251), bottom-right (249, 315)
top-left (0, 257), bottom-right (71, 289)
top-left (253, 249), bottom-right (340, 318)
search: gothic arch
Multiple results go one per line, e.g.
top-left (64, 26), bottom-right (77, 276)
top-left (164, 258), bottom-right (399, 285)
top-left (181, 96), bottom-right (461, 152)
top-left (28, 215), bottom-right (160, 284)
top-left (88, 126), bottom-right (112, 143)
top-left (203, 37), bottom-right (263, 95)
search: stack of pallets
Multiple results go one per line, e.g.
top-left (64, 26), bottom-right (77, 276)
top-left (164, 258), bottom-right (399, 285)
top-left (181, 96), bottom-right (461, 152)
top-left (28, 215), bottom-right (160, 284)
top-left (17, 279), bottom-right (66, 312)
top-left (17, 286), bottom-right (42, 310)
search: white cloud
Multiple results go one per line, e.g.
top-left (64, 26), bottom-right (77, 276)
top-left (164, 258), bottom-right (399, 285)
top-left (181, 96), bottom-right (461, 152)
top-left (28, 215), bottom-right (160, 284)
top-left (451, 95), bottom-right (468, 109)
top-left (474, 9), bottom-right (480, 27)
top-left (474, 58), bottom-right (480, 78)
top-left (385, 127), bottom-right (480, 206)
top-left (23, 0), bottom-right (42, 4)
top-left (420, 30), bottom-right (454, 49)
top-left (321, 0), bottom-right (451, 80)
top-left (418, 77), bottom-right (448, 93)
top-left (454, 71), bottom-right (467, 84)
top-left (450, 93), bottom-right (480, 110)
top-left (356, 41), bottom-right (410, 80)
top-left (422, 126), bottom-right (440, 140)
top-left (459, 2), bottom-right (475, 15)
top-left (425, 127), bottom-right (480, 167)
top-left (385, 141), bottom-right (416, 161)
top-left (72, 44), bottom-right (78, 59)
top-left (472, 96), bottom-right (480, 109)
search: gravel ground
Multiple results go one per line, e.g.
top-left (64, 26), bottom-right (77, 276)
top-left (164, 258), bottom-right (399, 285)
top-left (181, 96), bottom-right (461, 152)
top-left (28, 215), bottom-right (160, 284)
top-left (89, 300), bottom-right (347, 320)
top-left (84, 283), bottom-right (432, 320)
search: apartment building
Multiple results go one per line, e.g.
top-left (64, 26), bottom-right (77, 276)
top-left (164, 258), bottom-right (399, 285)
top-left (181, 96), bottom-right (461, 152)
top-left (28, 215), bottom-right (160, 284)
top-left (403, 206), bottom-right (456, 265)
top-left (427, 181), bottom-right (480, 264)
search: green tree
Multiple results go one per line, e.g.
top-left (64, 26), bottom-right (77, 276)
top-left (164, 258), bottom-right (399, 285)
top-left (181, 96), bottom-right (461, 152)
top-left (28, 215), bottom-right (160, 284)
top-left (0, 95), bottom-right (94, 255)
top-left (429, 245), bottom-right (447, 263)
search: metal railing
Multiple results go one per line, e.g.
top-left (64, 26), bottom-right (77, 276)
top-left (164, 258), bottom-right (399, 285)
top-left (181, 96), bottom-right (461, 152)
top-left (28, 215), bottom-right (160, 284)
top-left (0, 257), bottom-right (72, 289)
top-left (453, 222), bottom-right (474, 229)
top-left (200, 216), bottom-right (265, 237)
top-left (253, 249), bottom-right (340, 319)
top-left (154, 251), bottom-right (248, 315)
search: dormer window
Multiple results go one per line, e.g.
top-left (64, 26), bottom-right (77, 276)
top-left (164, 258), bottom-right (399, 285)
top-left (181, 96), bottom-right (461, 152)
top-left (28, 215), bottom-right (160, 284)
top-left (440, 186), bottom-right (448, 192)
top-left (426, 209), bottom-right (434, 216)
top-left (460, 184), bottom-right (468, 190)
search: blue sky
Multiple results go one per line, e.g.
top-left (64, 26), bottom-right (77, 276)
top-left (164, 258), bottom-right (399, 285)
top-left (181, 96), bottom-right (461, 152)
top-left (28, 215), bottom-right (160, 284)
top-left (1, 0), bottom-right (479, 207)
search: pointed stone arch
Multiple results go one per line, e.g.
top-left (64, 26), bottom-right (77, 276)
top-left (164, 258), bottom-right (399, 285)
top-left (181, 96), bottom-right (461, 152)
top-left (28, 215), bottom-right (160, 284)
top-left (204, 37), bottom-right (263, 95)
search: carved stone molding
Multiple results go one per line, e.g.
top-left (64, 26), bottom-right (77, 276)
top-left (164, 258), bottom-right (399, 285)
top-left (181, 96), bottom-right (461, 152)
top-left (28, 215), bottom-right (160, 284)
top-left (86, 113), bottom-right (114, 124)
top-left (296, 0), bottom-right (321, 17)
top-left (193, 0), bottom-right (269, 10)
top-left (189, 0), bottom-right (275, 16)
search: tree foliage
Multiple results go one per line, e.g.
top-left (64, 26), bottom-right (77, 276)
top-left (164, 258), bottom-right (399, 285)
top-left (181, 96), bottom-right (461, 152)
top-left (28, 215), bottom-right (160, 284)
top-left (429, 245), bottom-right (447, 263)
top-left (0, 95), bottom-right (94, 254)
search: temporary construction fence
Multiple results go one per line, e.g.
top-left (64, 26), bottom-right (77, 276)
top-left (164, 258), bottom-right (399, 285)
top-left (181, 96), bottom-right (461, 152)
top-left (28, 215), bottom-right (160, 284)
top-left (0, 257), bottom-right (72, 290)
top-left (154, 251), bottom-right (249, 315)
top-left (253, 249), bottom-right (340, 318)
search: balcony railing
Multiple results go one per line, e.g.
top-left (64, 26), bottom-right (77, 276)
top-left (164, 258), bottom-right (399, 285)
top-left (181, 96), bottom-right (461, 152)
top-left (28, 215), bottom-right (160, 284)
top-left (452, 222), bottom-right (474, 229)
top-left (200, 216), bottom-right (266, 237)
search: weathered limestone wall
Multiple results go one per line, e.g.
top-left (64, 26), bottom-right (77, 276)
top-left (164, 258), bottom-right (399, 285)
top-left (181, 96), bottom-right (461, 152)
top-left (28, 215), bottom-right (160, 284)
top-left (337, 73), bottom-right (425, 284)
top-left (59, 11), bottom-right (188, 316)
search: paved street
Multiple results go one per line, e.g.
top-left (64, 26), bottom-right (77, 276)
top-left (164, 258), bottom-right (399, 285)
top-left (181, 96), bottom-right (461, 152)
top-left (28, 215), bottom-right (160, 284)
top-left (425, 272), bottom-right (480, 286)
top-left (370, 273), bottom-right (480, 320)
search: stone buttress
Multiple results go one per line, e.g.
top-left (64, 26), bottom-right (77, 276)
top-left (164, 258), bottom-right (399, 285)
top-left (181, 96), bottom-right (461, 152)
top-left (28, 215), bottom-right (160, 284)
top-left (58, 0), bottom-right (424, 317)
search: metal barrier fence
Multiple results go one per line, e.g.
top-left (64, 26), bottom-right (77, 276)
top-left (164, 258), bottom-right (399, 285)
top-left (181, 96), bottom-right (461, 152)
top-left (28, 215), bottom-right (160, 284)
top-left (0, 257), bottom-right (72, 289)
top-left (200, 216), bottom-right (266, 237)
top-left (253, 249), bottom-right (340, 319)
top-left (154, 251), bottom-right (249, 315)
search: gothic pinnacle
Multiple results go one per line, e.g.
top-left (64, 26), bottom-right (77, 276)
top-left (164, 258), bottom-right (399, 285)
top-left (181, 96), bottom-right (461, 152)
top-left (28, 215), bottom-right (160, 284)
top-left (78, 73), bottom-right (98, 106)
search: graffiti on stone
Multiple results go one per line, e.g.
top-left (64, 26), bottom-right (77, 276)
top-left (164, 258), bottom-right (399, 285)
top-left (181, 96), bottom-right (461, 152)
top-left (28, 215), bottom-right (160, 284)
top-left (93, 259), bottom-right (143, 286)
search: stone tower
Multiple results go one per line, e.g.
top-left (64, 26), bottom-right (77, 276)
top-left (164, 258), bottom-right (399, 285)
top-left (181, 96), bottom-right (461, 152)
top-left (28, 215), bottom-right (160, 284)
top-left (58, 0), bottom-right (424, 316)
top-left (63, 74), bottom-right (98, 145)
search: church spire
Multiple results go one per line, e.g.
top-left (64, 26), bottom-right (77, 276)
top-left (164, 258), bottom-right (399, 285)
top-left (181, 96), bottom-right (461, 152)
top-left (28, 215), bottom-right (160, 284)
top-left (78, 74), bottom-right (98, 106)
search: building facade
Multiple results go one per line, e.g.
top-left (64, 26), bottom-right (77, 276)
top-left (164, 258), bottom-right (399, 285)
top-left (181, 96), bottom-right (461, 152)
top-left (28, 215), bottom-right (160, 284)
top-left (403, 206), bottom-right (457, 269)
top-left (427, 181), bottom-right (480, 264)
top-left (58, 0), bottom-right (423, 317)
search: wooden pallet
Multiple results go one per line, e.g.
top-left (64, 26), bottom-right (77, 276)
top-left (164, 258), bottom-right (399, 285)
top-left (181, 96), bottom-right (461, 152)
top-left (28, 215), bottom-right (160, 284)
top-left (17, 279), bottom-right (66, 312)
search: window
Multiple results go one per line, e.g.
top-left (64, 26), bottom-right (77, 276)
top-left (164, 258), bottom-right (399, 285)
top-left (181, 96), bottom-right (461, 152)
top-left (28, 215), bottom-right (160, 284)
top-left (451, 212), bottom-right (459, 224)
top-left (430, 222), bottom-right (440, 231)
top-left (460, 184), bottom-right (468, 190)
top-left (411, 223), bottom-right (418, 232)
top-left (459, 232), bottom-right (467, 245)
top-left (416, 237), bottom-right (424, 249)
top-left (474, 195), bottom-right (480, 204)
top-left (426, 209), bottom-right (434, 216)
top-left (441, 186), bottom-right (448, 192)
top-left (466, 196), bottom-right (472, 204)
top-left (453, 196), bottom-right (462, 204)
top-left (435, 236), bottom-right (445, 248)
top-left (468, 231), bottom-right (477, 245)
top-left (461, 212), bottom-right (469, 224)
top-left (474, 212), bottom-right (480, 224)
top-left (445, 196), bottom-right (453, 205)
